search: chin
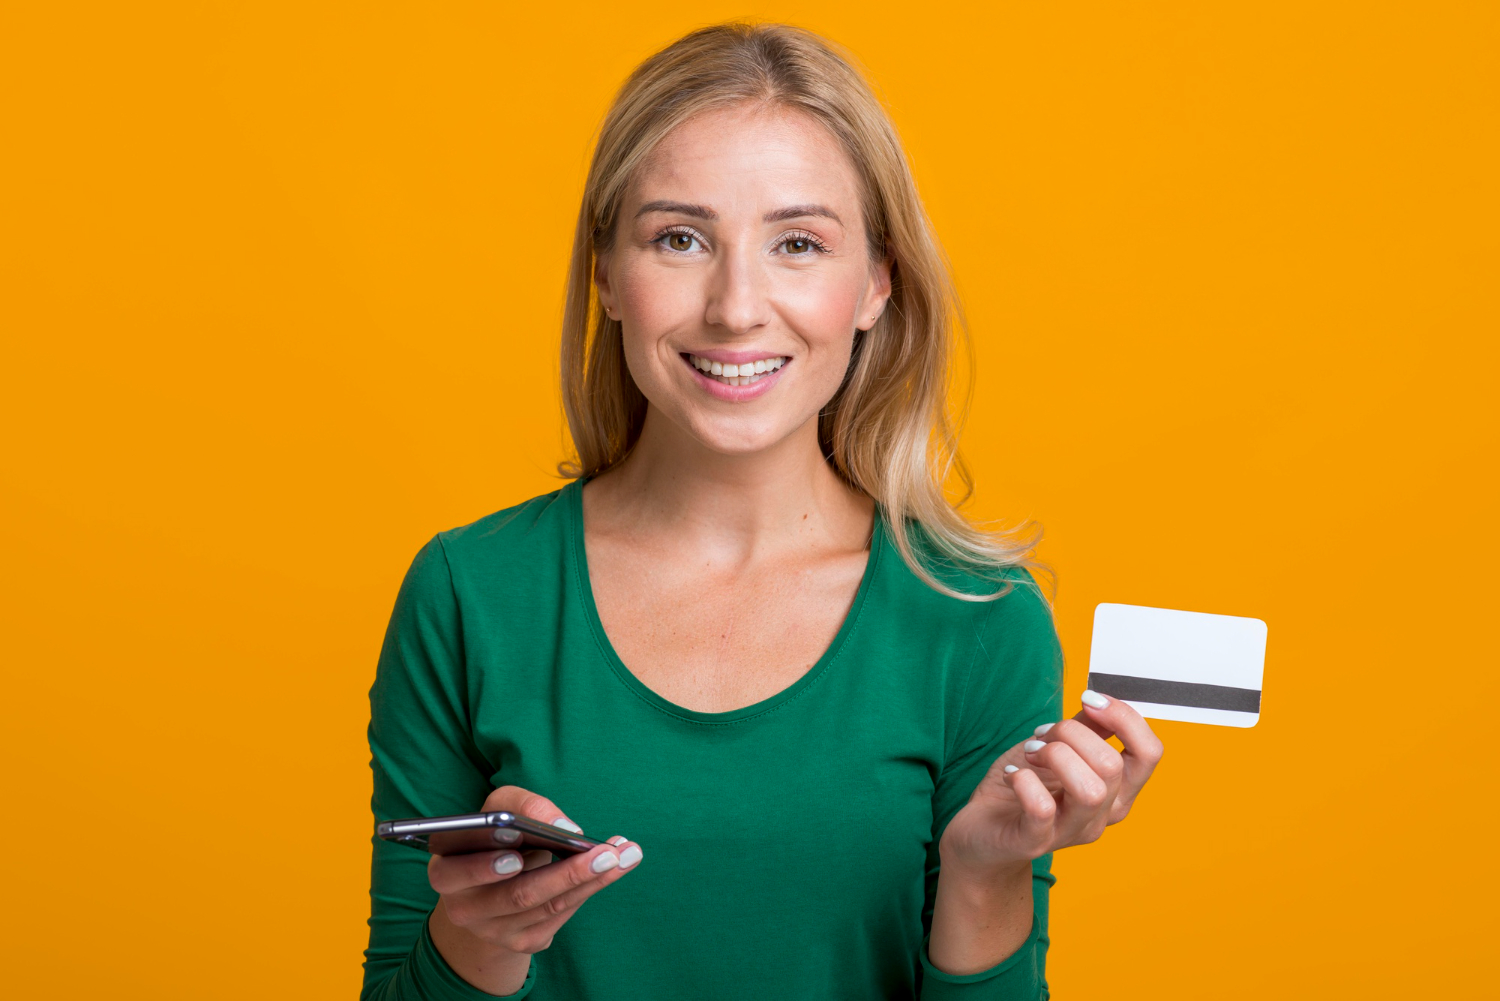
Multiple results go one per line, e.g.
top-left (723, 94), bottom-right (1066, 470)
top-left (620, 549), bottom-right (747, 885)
top-left (678, 410), bottom-right (799, 457)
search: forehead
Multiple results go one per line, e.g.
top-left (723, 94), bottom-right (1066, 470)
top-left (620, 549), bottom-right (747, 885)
top-left (630, 103), bottom-right (863, 216)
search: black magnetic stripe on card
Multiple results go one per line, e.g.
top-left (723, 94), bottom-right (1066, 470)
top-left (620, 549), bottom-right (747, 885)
top-left (1086, 673), bottom-right (1262, 713)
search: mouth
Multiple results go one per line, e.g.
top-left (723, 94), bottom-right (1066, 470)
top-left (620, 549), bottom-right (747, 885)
top-left (681, 353), bottom-right (788, 387)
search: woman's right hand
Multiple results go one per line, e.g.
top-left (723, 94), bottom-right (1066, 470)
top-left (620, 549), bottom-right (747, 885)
top-left (426, 785), bottom-right (643, 995)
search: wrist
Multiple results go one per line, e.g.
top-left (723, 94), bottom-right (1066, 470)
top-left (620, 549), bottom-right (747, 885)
top-left (428, 906), bottom-right (532, 995)
top-left (929, 858), bottom-right (1034, 975)
top-left (938, 840), bottom-right (1034, 885)
top-left (937, 854), bottom-right (1032, 903)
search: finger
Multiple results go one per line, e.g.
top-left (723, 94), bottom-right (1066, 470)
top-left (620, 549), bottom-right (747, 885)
top-left (1055, 712), bottom-right (1112, 741)
top-left (466, 839), bottom-right (639, 942)
top-left (1001, 766), bottom-right (1057, 853)
top-left (428, 849), bottom-right (527, 894)
top-left (514, 837), bottom-right (643, 929)
top-left (1022, 739), bottom-right (1110, 843)
top-left (990, 739), bottom-right (1064, 796)
top-left (480, 784), bottom-right (583, 834)
top-left (606, 836), bottom-right (643, 871)
top-left (1076, 691), bottom-right (1165, 817)
top-left (1035, 719), bottom-right (1124, 803)
top-left (488, 841), bottom-right (633, 919)
top-left (520, 849), bottom-right (552, 872)
top-left (498, 900), bottom-right (583, 955)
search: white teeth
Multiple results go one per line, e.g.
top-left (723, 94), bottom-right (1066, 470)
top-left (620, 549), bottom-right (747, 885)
top-left (686, 354), bottom-right (787, 387)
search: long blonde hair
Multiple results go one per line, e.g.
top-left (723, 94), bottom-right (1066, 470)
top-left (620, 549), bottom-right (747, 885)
top-left (559, 22), bottom-right (1039, 600)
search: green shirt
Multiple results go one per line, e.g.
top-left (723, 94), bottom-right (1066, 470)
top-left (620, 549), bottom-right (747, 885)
top-left (363, 481), bottom-right (1063, 1000)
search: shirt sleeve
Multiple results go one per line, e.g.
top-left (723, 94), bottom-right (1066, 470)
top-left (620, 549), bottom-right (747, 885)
top-left (361, 536), bottom-right (535, 1000)
top-left (919, 572), bottom-right (1066, 1001)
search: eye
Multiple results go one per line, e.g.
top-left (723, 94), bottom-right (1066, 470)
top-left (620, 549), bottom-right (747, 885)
top-left (777, 231), bottom-right (827, 256)
top-left (654, 228), bottom-right (704, 254)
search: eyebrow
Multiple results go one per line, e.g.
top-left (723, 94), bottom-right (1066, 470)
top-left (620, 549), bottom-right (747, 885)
top-left (634, 201), bottom-right (843, 225)
top-left (636, 200), bottom-right (717, 220)
top-left (762, 204), bottom-right (842, 225)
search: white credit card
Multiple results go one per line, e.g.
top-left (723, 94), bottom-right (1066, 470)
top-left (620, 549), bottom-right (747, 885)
top-left (1088, 603), bottom-right (1268, 728)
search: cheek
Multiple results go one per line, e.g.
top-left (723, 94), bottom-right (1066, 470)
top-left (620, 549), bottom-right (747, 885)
top-left (614, 258), bottom-right (698, 340)
top-left (780, 279), bottom-right (863, 343)
top-left (775, 277), bottom-right (863, 396)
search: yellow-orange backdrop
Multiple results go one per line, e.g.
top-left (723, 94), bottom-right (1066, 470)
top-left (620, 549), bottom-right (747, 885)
top-left (2, 2), bottom-right (1496, 998)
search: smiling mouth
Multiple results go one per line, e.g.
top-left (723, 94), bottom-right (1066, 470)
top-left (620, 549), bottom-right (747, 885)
top-left (682, 353), bottom-right (788, 387)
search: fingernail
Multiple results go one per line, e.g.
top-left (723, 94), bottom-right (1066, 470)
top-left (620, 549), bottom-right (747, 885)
top-left (1081, 690), bottom-right (1110, 709)
top-left (492, 852), bottom-right (522, 875)
top-left (553, 817), bottom-right (583, 833)
top-left (607, 836), bottom-right (627, 847)
top-left (1023, 739), bottom-right (1046, 753)
top-left (618, 845), bottom-right (643, 869)
top-left (1034, 722), bottom-right (1055, 736)
top-left (1003, 764), bottom-right (1019, 774)
top-left (590, 851), bottom-right (620, 874)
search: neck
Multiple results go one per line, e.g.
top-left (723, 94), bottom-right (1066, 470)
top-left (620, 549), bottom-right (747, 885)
top-left (588, 404), bottom-right (870, 551)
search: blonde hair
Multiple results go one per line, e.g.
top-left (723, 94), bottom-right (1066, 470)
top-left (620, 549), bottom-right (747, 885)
top-left (559, 22), bottom-right (1039, 601)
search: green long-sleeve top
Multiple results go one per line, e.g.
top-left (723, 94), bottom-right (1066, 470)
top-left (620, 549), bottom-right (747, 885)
top-left (363, 482), bottom-right (1064, 1000)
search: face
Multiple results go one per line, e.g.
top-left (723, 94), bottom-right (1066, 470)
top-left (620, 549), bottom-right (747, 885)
top-left (595, 102), bottom-right (891, 457)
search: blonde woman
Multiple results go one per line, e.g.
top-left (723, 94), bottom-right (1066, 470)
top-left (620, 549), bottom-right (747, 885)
top-left (363, 22), bottom-right (1163, 1001)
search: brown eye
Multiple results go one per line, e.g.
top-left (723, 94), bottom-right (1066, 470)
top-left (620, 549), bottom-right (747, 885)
top-left (667, 233), bottom-right (696, 252)
top-left (785, 238), bottom-right (812, 254)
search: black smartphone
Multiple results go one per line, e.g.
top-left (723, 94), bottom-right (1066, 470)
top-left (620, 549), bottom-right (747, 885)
top-left (377, 811), bottom-right (605, 857)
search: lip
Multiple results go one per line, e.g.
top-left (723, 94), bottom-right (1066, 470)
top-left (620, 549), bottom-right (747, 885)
top-left (680, 352), bottom-right (788, 402)
top-left (683, 348), bottom-right (791, 365)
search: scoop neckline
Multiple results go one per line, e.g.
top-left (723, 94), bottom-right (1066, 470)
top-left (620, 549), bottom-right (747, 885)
top-left (564, 477), bottom-right (883, 725)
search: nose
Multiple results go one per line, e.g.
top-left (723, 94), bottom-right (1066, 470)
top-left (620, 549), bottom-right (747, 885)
top-left (702, 243), bottom-right (772, 337)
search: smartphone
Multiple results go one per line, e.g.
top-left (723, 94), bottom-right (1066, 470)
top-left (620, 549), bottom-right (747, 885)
top-left (377, 811), bottom-right (605, 857)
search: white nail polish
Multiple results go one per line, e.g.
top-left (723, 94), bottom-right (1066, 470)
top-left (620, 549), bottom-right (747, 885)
top-left (607, 836), bottom-right (627, 846)
top-left (1003, 764), bottom-right (1019, 774)
top-left (1023, 739), bottom-right (1046, 753)
top-left (553, 818), bottom-right (584, 833)
top-left (618, 845), bottom-right (643, 869)
top-left (1081, 690), bottom-right (1110, 709)
top-left (590, 851), bottom-right (620, 874)
top-left (492, 853), bottom-right (522, 875)
top-left (1034, 722), bottom-right (1055, 736)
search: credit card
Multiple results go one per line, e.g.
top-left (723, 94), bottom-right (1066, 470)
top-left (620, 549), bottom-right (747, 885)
top-left (1087, 603), bottom-right (1268, 727)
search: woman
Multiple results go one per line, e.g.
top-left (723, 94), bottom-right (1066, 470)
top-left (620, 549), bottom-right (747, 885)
top-left (363, 22), bottom-right (1162, 1001)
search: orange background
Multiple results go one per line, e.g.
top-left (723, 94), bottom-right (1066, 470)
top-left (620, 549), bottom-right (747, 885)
top-left (2, 2), bottom-right (1496, 998)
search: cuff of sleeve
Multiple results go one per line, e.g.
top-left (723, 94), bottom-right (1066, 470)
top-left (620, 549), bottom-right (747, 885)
top-left (919, 914), bottom-right (1042, 999)
top-left (410, 918), bottom-right (536, 1000)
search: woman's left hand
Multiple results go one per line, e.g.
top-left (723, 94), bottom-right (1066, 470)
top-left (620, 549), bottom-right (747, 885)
top-left (939, 690), bottom-right (1165, 876)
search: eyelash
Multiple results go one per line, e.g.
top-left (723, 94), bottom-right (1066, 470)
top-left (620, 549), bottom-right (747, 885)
top-left (650, 226), bottom-right (831, 256)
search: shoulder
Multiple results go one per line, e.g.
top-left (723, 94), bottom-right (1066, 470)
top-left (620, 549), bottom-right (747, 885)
top-left (393, 485), bottom-right (576, 610)
top-left (875, 515), bottom-right (1055, 639)
top-left (869, 519), bottom-right (1062, 755)
top-left (431, 484), bottom-right (574, 570)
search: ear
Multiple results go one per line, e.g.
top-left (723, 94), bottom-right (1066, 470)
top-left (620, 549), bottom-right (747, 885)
top-left (593, 253), bottom-right (617, 319)
top-left (859, 252), bottom-right (894, 332)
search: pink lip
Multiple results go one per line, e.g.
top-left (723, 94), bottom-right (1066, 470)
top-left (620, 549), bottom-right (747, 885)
top-left (683, 348), bottom-right (791, 365)
top-left (681, 353), bottom-right (788, 402)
